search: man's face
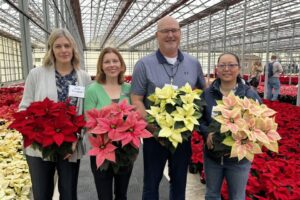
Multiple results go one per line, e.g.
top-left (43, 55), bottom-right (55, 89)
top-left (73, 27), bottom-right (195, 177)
top-left (156, 18), bottom-right (181, 56)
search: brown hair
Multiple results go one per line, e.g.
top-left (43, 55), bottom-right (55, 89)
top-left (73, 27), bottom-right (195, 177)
top-left (253, 60), bottom-right (262, 67)
top-left (271, 55), bottom-right (277, 60)
top-left (43, 28), bottom-right (80, 69)
top-left (95, 47), bottom-right (126, 84)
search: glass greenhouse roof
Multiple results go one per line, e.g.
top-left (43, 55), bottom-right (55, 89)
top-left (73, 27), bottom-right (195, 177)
top-left (1, 0), bottom-right (300, 52)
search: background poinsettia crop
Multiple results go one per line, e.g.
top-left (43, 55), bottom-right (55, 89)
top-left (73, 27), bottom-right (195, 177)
top-left (243, 74), bottom-right (298, 105)
top-left (0, 87), bottom-right (23, 121)
top-left (243, 74), bottom-right (298, 85)
top-left (0, 119), bottom-right (31, 199)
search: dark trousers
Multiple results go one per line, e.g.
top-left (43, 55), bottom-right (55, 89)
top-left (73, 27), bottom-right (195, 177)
top-left (142, 138), bottom-right (192, 200)
top-left (90, 157), bottom-right (133, 200)
top-left (26, 155), bottom-right (80, 200)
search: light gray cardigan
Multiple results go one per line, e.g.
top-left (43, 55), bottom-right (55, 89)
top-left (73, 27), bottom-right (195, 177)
top-left (19, 66), bottom-right (91, 162)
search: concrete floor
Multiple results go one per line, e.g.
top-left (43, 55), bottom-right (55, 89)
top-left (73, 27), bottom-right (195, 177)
top-left (52, 149), bottom-right (206, 200)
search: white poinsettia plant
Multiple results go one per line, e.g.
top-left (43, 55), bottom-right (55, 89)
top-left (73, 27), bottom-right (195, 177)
top-left (146, 83), bottom-right (204, 153)
top-left (0, 119), bottom-right (31, 200)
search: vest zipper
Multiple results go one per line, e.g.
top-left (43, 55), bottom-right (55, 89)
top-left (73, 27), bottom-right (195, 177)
top-left (221, 156), bottom-right (224, 165)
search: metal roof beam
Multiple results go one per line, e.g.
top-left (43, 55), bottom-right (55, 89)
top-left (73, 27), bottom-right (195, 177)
top-left (179, 0), bottom-right (243, 26)
top-left (99, 0), bottom-right (134, 49)
top-left (117, 0), bottom-right (189, 48)
top-left (70, 0), bottom-right (85, 48)
top-left (130, 0), bottom-right (243, 49)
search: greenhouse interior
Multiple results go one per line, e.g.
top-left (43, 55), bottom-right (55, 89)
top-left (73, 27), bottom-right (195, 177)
top-left (0, 0), bottom-right (300, 199)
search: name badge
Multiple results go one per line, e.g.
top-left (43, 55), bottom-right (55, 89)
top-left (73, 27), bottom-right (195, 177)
top-left (164, 84), bottom-right (178, 90)
top-left (68, 85), bottom-right (85, 98)
top-left (211, 106), bottom-right (218, 117)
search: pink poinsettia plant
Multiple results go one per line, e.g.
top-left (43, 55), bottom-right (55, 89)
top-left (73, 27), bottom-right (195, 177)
top-left (85, 99), bottom-right (152, 172)
top-left (209, 91), bottom-right (281, 161)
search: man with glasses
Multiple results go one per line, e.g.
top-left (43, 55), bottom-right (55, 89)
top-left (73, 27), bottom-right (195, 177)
top-left (131, 15), bottom-right (206, 200)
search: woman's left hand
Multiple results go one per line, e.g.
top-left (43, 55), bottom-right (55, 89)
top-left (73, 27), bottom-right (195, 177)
top-left (63, 141), bottom-right (78, 160)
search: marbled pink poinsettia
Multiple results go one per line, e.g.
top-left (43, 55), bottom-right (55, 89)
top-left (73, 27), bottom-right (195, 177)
top-left (211, 91), bottom-right (281, 162)
top-left (215, 105), bottom-right (247, 135)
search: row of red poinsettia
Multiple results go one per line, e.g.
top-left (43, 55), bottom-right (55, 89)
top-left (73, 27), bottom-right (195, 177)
top-left (243, 74), bottom-right (299, 85)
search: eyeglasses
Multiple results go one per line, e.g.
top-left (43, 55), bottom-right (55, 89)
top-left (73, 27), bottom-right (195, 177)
top-left (158, 28), bottom-right (180, 34)
top-left (218, 63), bottom-right (239, 69)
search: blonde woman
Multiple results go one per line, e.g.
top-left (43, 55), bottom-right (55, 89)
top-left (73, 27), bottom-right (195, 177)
top-left (249, 60), bottom-right (262, 89)
top-left (19, 28), bottom-right (91, 200)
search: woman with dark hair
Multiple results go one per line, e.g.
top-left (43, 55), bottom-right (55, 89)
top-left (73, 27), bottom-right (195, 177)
top-left (199, 52), bottom-right (261, 200)
top-left (84, 47), bottom-right (132, 200)
top-left (20, 28), bottom-right (91, 200)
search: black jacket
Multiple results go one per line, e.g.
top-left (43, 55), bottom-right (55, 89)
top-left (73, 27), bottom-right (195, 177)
top-left (199, 77), bottom-right (262, 163)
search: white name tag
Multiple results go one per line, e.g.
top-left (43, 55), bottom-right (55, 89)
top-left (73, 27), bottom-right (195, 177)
top-left (211, 106), bottom-right (218, 117)
top-left (164, 84), bottom-right (178, 90)
top-left (68, 85), bottom-right (85, 98)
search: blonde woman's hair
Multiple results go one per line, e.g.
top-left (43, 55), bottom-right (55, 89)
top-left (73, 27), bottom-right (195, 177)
top-left (96, 47), bottom-right (126, 84)
top-left (43, 28), bottom-right (80, 69)
top-left (253, 60), bottom-right (262, 66)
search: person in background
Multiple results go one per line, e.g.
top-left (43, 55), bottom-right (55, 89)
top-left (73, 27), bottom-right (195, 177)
top-left (19, 28), bottom-right (91, 200)
top-left (84, 47), bottom-right (132, 200)
top-left (267, 55), bottom-right (283, 101)
top-left (130, 15), bottom-right (206, 200)
top-left (248, 60), bottom-right (262, 90)
top-left (199, 52), bottom-right (261, 200)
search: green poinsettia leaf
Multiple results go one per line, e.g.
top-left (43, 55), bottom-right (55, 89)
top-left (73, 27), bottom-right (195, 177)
top-left (165, 103), bottom-right (176, 114)
top-left (207, 118), bottom-right (221, 133)
top-left (56, 142), bottom-right (73, 156)
top-left (99, 160), bottom-right (110, 171)
top-left (222, 135), bottom-right (235, 146)
top-left (181, 131), bottom-right (192, 141)
top-left (174, 121), bottom-right (185, 129)
top-left (216, 99), bottom-right (223, 105)
top-left (146, 115), bottom-right (155, 123)
top-left (41, 145), bottom-right (57, 161)
top-left (194, 99), bottom-right (205, 110)
top-left (193, 112), bottom-right (202, 120)
top-left (174, 97), bottom-right (182, 106)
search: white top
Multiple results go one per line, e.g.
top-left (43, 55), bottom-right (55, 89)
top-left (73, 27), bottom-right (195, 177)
top-left (164, 56), bottom-right (177, 65)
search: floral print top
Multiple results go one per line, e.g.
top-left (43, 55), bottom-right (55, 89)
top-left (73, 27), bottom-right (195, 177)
top-left (55, 69), bottom-right (78, 106)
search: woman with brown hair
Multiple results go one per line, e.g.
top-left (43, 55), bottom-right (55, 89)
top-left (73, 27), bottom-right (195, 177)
top-left (84, 47), bottom-right (132, 200)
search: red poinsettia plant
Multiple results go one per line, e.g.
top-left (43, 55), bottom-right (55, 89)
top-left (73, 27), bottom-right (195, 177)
top-left (85, 99), bottom-right (152, 173)
top-left (9, 97), bottom-right (85, 160)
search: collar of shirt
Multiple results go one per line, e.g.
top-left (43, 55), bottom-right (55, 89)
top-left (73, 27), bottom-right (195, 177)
top-left (55, 69), bottom-right (76, 79)
top-left (156, 49), bottom-right (184, 64)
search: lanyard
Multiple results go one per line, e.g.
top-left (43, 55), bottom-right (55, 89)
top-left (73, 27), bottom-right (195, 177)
top-left (162, 62), bottom-right (180, 85)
